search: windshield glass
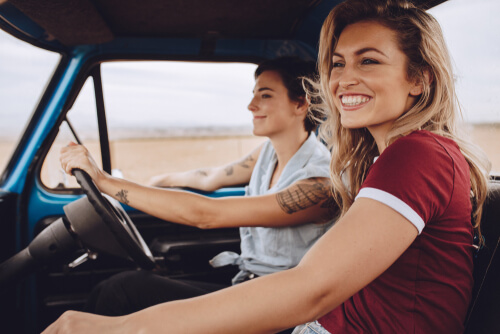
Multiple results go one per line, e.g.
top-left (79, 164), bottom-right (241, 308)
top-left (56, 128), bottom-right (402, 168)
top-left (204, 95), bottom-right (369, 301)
top-left (0, 30), bottom-right (60, 174)
top-left (40, 60), bottom-right (263, 188)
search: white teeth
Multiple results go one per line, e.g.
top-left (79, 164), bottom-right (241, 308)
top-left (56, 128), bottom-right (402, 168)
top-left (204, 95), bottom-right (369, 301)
top-left (341, 95), bottom-right (369, 106)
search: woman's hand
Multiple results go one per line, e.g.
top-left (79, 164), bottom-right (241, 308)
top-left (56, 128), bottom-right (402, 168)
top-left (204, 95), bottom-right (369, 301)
top-left (41, 311), bottom-right (128, 334)
top-left (60, 142), bottom-right (107, 186)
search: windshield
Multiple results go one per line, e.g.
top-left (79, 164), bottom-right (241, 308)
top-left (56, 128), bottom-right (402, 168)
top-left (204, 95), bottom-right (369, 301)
top-left (0, 29), bottom-right (60, 174)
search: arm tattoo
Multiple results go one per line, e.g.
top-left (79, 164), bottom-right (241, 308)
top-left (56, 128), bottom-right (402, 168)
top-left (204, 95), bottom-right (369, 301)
top-left (320, 196), bottom-right (340, 219)
top-left (238, 154), bottom-right (254, 168)
top-left (276, 178), bottom-right (333, 214)
top-left (196, 169), bottom-right (208, 177)
top-left (225, 154), bottom-right (254, 176)
top-left (115, 189), bottom-right (130, 205)
top-left (224, 165), bottom-right (234, 176)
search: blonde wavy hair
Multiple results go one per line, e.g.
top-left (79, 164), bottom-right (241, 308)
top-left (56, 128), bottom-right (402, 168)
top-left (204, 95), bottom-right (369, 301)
top-left (315, 0), bottom-right (491, 235)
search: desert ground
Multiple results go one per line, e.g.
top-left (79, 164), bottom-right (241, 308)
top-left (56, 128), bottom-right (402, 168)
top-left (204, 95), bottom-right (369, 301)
top-left (1, 124), bottom-right (500, 189)
top-left (10, 135), bottom-right (267, 188)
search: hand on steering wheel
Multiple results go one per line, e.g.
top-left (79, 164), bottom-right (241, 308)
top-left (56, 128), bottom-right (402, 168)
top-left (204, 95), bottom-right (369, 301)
top-left (69, 168), bottom-right (156, 269)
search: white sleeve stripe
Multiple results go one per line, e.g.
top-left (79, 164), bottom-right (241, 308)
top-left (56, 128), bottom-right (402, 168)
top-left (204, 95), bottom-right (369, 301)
top-left (355, 187), bottom-right (425, 234)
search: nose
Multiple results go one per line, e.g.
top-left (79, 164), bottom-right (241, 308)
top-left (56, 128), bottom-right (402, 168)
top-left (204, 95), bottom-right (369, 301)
top-left (248, 96), bottom-right (257, 112)
top-left (337, 65), bottom-right (359, 89)
top-left (339, 79), bottom-right (359, 89)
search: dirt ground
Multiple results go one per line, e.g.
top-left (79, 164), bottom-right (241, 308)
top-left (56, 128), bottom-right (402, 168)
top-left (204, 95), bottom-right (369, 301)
top-left (40, 136), bottom-right (267, 188)
top-left (1, 124), bottom-right (499, 188)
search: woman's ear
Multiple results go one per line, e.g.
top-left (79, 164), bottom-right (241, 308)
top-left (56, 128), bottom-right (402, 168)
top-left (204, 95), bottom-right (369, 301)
top-left (410, 69), bottom-right (432, 96)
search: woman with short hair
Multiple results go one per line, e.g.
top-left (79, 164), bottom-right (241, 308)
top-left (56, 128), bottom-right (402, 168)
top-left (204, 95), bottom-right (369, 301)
top-left (60, 57), bottom-right (335, 321)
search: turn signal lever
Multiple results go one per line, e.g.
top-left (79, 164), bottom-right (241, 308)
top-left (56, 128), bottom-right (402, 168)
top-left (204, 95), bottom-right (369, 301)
top-left (0, 217), bottom-right (79, 292)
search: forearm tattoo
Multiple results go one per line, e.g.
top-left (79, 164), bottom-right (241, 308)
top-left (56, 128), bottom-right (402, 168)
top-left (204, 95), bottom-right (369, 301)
top-left (115, 189), bottom-right (130, 205)
top-left (276, 178), bottom-right (334, 215)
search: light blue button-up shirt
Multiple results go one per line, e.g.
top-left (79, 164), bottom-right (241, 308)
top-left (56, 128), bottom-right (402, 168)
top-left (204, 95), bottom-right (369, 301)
top-left (210, 133), bottom-right (334, 284)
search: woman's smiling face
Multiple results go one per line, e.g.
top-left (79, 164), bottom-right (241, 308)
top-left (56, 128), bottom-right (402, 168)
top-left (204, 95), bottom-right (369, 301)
top-left (329, 20), bottom-right (423, 147)
top-left (248, 70), bottom-right (304, 138)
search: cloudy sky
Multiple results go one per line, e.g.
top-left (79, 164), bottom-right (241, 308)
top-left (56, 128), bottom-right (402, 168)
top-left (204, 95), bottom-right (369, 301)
top-left (0, 0), bottom-right (499, 141)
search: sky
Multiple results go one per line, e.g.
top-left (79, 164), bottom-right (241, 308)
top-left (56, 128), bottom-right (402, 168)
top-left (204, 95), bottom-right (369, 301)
top-left (61, 61), bottom-right (258, 139)
top-left (0, 0), bottom-right (499, 141)
top-left (428, 0), bottom-right (500, 123)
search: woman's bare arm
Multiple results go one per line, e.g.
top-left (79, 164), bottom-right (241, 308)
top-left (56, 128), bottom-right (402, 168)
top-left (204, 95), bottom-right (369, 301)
top-left (60, 143), bottom-right (335, 229)
top-left (148, 144), bottom-right (263, 191)
top-left (42, 197), bottom-right (418, 334)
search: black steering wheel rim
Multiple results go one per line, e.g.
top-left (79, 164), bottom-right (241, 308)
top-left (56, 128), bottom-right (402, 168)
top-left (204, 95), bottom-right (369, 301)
top-left (73, 168), bottom-right (156, 269)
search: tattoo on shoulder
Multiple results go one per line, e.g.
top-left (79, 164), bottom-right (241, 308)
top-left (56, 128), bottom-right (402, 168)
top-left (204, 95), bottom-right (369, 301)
top-left (276, 178), bottom-right (333, 215)
top-left (196, 169), bottom-right (208, 177)
top-left (115, 189), bottom-right (130, 205)
top-left (238, 154), bottom-right (254, 168)
top-left (225, 165), bottom-right (234, 176)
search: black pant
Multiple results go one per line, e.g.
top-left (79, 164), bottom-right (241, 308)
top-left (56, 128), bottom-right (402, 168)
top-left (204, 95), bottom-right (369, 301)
top-left (85, 270), bottom-right (229, 316)
top-left (85, 270), bottom-right (294, 333)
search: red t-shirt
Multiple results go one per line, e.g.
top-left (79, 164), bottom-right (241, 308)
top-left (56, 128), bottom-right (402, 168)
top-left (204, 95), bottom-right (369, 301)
top-left (319, 131), bottom-right (474, 334)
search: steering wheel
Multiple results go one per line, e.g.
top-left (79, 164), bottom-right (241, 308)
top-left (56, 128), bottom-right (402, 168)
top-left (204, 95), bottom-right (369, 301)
top-left (71, 168), bottom-right (156, 269)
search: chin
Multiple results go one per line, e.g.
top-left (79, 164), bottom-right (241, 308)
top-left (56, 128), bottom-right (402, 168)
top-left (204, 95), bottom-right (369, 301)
top-left (340, 120), bottom-right (365, 130)
top-left (252, 128), bottom-right (266, 137)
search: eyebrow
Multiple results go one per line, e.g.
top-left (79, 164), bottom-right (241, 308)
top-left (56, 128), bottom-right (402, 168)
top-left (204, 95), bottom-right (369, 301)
top-left (253, 87), bottom-right (274, 93)
top-left (333, 47), bottom-right (388, 58)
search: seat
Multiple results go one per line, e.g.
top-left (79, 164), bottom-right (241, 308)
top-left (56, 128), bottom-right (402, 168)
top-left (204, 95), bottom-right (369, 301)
top-left (464, 180), bottom-right (500, 334)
